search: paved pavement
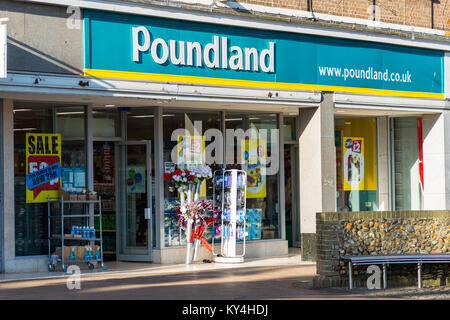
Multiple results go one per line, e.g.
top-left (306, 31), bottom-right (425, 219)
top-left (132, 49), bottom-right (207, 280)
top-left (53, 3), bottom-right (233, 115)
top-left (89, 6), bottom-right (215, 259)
top-left (0, 252), bottom-right (447, 300)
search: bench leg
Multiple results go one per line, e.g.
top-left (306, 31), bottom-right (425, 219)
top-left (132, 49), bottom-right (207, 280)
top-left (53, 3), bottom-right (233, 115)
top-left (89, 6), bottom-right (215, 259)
top-left (417, 263), bottom-right (422, 289)
top-left (383, 264), bottom-right (387, 289)
top-left (348, 262), bottom-right (353, 289)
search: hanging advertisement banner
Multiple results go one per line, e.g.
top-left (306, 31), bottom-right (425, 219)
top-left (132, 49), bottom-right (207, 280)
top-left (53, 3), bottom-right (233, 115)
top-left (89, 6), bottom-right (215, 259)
top-left (343, 137), bottom-right (365, 191)
top-left (26, 133), bottom-right (62, 203)
top-left (241, 139), bottom-right (266, 199)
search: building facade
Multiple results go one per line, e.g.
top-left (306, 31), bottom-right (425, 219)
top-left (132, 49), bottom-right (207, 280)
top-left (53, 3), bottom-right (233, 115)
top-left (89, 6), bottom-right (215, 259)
top-left (0, 0), bottom-right (449, 272)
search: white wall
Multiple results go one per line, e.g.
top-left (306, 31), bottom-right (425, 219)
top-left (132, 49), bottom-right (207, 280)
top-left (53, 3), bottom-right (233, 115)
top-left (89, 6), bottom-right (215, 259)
top-left (299, 93), bottom-right (336, 235)
top-left (422, 111), bottom-right (450, 210)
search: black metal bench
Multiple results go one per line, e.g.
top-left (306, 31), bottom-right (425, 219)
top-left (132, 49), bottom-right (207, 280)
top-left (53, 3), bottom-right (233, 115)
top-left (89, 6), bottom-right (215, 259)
top-left (341, 254), bottom-right (450, 289)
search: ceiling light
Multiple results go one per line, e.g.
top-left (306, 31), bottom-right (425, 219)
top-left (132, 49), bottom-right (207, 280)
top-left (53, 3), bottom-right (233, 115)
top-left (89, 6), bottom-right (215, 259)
top-left (56, 111), bottom-right (85, 115)
top-left (14, 128), bottom-right (37, 131)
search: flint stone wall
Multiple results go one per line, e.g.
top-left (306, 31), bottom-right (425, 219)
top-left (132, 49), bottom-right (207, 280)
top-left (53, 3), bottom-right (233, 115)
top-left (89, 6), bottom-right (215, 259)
top-left (315, 211), bottom-right (450, 288)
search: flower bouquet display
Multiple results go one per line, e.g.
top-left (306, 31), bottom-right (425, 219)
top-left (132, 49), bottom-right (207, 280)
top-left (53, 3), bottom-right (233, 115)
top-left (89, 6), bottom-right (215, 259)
top-left (164, 165), bottom-right (214, 264)
top-left (174, 200), bottom-right (218, 255)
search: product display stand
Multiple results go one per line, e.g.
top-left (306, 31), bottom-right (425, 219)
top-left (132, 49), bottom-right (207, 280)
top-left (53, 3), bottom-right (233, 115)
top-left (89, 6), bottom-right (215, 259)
top-left (47, 196), bottom-right (107, 272)
top-left (212, 169), bottom-right (247, 263)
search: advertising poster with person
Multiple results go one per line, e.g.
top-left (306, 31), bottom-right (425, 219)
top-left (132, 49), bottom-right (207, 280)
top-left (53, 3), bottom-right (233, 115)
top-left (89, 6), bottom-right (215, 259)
top-left (25, 133), bottom-right (62, 203)
top-left (343, 137), bottom-right (365, 191)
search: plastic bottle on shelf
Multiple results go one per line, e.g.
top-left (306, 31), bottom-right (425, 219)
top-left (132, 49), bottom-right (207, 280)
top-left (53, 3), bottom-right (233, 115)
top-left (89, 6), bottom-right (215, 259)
top-left (96, 247), bottom-right (101, 260)
top-left (70, 247), bottom-right (76, 261)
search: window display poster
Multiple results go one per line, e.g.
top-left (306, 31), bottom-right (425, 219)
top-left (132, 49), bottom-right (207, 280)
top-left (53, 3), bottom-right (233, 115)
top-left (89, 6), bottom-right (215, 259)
top-left (241, 139), bottom-right (266, 199)
top-left (127, 166), bottom-right (146, 193)
top-left (26, 133), bottom-right (62, 203)
top-left (343, 137), bottom-right (377, 191)
top-left (177, 136), bottom-right (206, 197)
top-left (62, 167), bottom-right (86, 190)
top-left (177, 136), bottom-right (205, 165)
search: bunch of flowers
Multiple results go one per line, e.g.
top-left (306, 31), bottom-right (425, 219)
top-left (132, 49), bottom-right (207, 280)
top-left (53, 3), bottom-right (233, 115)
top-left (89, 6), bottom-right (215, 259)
top-left (174, 199), bottom-right (218, 229)
top-left (164, 166), bottom-right (212, 189)
top-left (164, 168), bottom-right (195, 188)
top-left (188, 165), bottom-right (213, 181)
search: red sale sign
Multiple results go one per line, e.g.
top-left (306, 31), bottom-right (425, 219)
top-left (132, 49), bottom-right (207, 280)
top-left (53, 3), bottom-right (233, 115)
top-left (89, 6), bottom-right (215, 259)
top-left (352, 140), bottom-right (362, 153)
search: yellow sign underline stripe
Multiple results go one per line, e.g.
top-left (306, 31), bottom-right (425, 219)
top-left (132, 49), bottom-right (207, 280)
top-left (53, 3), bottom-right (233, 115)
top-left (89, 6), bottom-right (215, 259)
top-left (84, 68), bottom-right (444, 100)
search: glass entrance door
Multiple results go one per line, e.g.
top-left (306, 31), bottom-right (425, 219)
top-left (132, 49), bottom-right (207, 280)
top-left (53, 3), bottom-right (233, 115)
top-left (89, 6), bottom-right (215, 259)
top-left (118, 141), bottom-right (153, 261)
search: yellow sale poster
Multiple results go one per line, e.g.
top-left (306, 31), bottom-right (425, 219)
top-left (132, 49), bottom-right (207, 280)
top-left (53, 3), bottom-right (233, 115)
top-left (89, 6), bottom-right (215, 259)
top-left (26, 133), bottom-right (62, 203)
top-left (241, 139), bottom-right (266, 199)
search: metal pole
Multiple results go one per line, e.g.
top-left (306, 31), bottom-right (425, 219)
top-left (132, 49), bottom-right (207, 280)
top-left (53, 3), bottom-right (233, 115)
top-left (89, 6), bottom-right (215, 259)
top-left (348, 261), bottom-right (353, 289)
top-left (185, 219), bottom-right (192, 265)
top-left (383, 264), bottom-right (387, 289)
top-left (418, 263), bottom-right (422, 288)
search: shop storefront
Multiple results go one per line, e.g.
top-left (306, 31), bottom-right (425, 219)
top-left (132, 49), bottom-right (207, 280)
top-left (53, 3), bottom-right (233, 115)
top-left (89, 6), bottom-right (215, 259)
top-left (0, 1), bottom-right (448, 272)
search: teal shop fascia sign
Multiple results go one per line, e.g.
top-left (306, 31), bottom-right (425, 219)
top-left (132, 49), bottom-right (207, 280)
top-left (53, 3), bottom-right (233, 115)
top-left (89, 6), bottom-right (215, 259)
top-left (84, 9), bottom-right (445, 99)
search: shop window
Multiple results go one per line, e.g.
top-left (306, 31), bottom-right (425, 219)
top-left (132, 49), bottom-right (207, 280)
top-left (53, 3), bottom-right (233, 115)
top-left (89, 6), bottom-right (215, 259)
top-left (92, 108), bottom-right (121, 138)
top-left (14, 104), bottom-right (86, 256)
top-left (55, 107), bottom-right (85, 139)
top-left (225, 113), bottom-right (280, 240)
top-left (391, 117), bottom-right (422, 210)
top-left (283, 117), bottom-right (296, 142)
top-left (335, 117), bottom-right (378, 212)
top-left (162, 111), bottom-right (221, 247)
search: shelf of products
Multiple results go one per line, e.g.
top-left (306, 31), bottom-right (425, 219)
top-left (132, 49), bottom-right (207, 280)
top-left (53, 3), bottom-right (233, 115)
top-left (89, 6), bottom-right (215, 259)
top-left (93, 141), bottom-right (116, 258)
top-left (212, 169), bottom-right (247, 262)
top-left (47, 197), bottom-right (107, 272)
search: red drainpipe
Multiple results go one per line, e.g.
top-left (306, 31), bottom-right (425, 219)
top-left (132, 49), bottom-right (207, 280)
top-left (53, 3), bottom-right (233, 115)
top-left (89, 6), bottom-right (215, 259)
top-left (417, 117), bottom-right (424, 192)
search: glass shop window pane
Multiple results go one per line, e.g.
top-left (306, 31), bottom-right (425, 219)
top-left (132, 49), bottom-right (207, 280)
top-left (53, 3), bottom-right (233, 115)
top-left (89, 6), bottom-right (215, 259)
top-left (14, 105), bottom-right (53, 256)
top-left (283, 117), bottom-right (296, 141)
top-left (14, 104), bottom-right (86, 256)
top-left (335, 117), bottom-right (378, 212)
top-left (392, 117), bottom-right (421, 210)
top-left (162, 111), bottom-right (221, 247)
top-left (55, 107), bottom-right (85, 139)
top-left (225, 113), bottom-right (280, 241)
top-left (92, 108), bottom-right (121, 138)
